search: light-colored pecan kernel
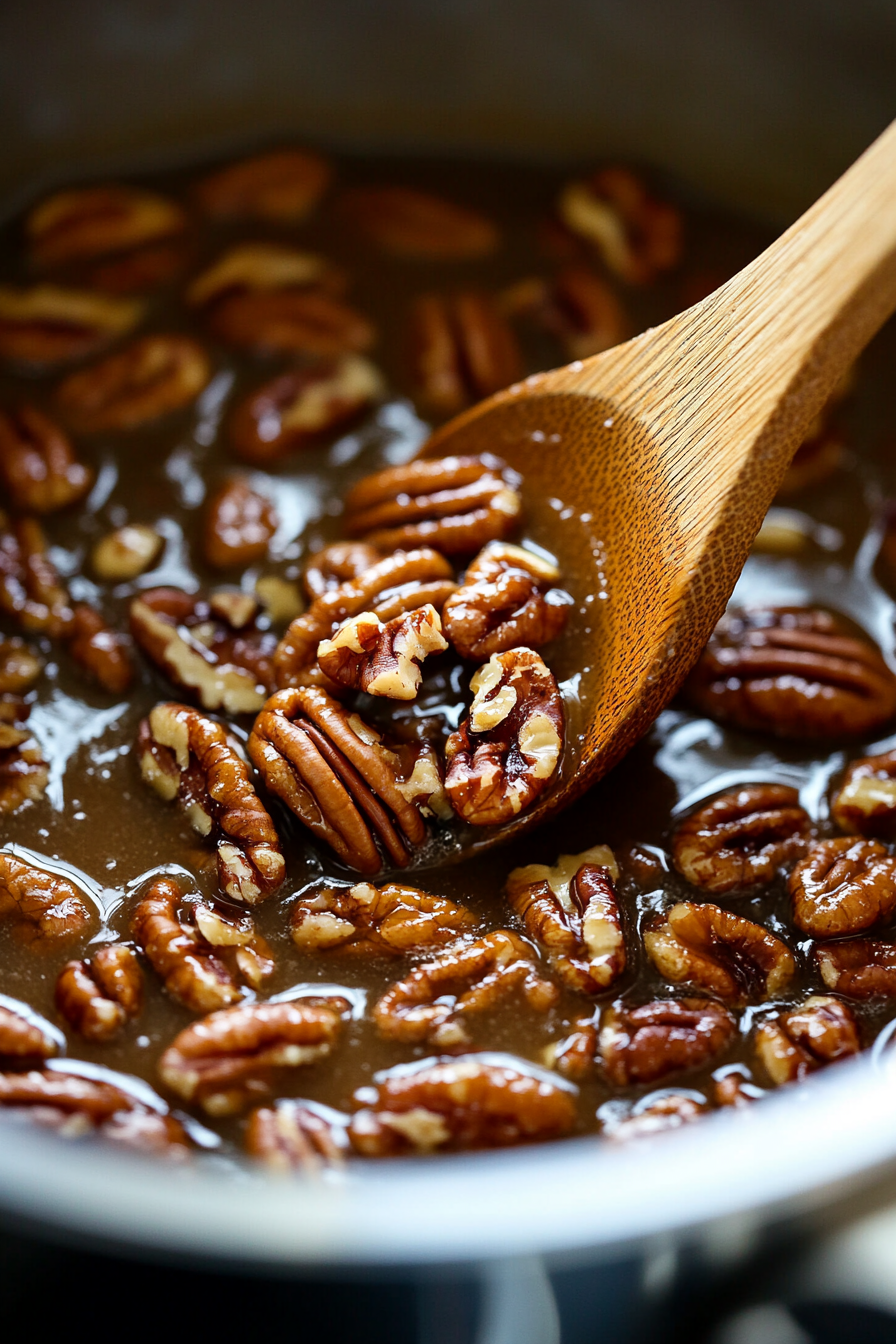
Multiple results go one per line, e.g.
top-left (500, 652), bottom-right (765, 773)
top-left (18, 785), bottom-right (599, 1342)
top-left (229, 356), bottom-right (384, 464)
top-left (0, 851), bottom-right (94, 944)
top-left (815, 938), bottom-right (896, 998)
top-left (754, 995), bottom-right (860, 1086)
top-left (506, 845), bottom-right (624, 993)
top-left (92, 523), bottom-right (162, 582)
top-left (254, 576), bottom-right (303, 628)
top-left (55, 944), bottom-right (143, 1041)
top-left (193, 902), bottom-right (274, 990)
top-left (0, 404), bottom-right (93, 514)
top-left (502, 265), bottom-right (628, 359)
top-left (672, 784), bottom-right (813, 893)
top-left (158, 998), bottom-right (345, 1116)
top-left (290, 880), bottom-right (476, 956)
top-left (245, 1099), bottom-right (349, 1173)
top-left (600, 998), bottom-right (736, 1087)
top-left (208, 289), bottom-right (375, 358)
top-left (67, 603), bottom-right (134, 693)
top-left (0, 718), bottom-right (48, 814)
top-left (348, 1056), bottom-right (575, 1155)
top-left (248, 687), bottom-right (426, 873)
top-left (0, 515), bottom-right (73, 636)
top-left (303, 542), bottom-right (383, 600)
top-left (56, 334), bottom-right (211, 432)
top-left (27, 185), bottom-right (186, 268)
top-left (644, 902), bottom-right (795, 1005)
top-left (186, 242), bottom-right (331, 307)
top-left (442, 542), bottom-right (571, 661)
top-left (602, 1092), bottom-right (707, 1142)
top-left (557, 167), bottom-right (682, 285)
top-left (0, 1068), bottom-right (189, 1155)
top-left (0, 637), bottom-right (41, 694)
top-left (194, 148), bottom-right (331, 224)
top-left (408, 292), bottom-right (523, 417)
top-left (445, 648), bottom-right (564, 826)
top-left (684, 607), bottom-right (896, 739)
top-left (339, 187), bottom-right (499, 259)
top-left (789, 837), bottom-right (896, 938)
top-left (0, 997), bottom-right (59, 1061)
top-left (342, 454), bottom-right (522, 557)
top-left (138, 702), bottom-right (284, 903)
top-left (317, 604), bottom-right (447, 700)
top-left (203, 478), bottom-right (278, 570)
top-left (0, 284), bottom-right (142, 368)
top-left (832, 749), bottom-right (896, 839)
top-left (132, 878), bottom-right (244, 1013)
top-left (543, 1015), bottom-right (599, 1080)
top-left (373, 930), bottom-right (558, 1049)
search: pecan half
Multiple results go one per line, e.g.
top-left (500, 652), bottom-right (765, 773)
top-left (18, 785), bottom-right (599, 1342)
top-left (544, 1015), bottom-right (599, 1080)
top-left (0, 404), bottom-right (93, 514)
top-left (193, 901), bottom-right (275, 990)
top-left (0, 719), bottom-right (49, 814)
top-left (815, 939), bottom-right (896, 998)
top-left (193, 148), bottom-right (331, 224)
top-left (506, 845), bottom-right (625, 993)
top-left (556, 167), bottom-right (682, 285)
top-left (0, 998), bottom-right (59, 1062)
top-left (502, 265), bottom-right (627, 359)
top-left (303, 542), bottom-right (383, 601)
top-left (55, 945), bottom-right (143, 1041)
top-left (832, 749), bottom-right (896, 839)
top-left (373, 930), bottom-right (558, 1049)
top-left (789, 837), bottom-right (896, 938)
top-left (342, 454), bottom-right (522, 556)
top-left (0, 515), bottom-right (73, 635)
top-left (27, 185), bottom-right (186, 268)
top-left (442, 542), bottom-right (571, 660)
top-left (138, 702), bottom-right (284, 903)
top-left (0, 851), bottom-right (94, 944)
top-left (246, 1099), bottom-right (349, 1173)
top-left (339, 187), bottom-right (498, 259)
top-left (754, 995), bottom-right (860, 1085)
top-left (92, 523), bottom-right (163, 582)
top-left (208, 289), bottom-right (375, 358)
top-left (0, 637), bottom-right (41, 694)
top-left (0, 1069), bottom-right (189, 1155)
top-left (600, 998), bottom-right (736, 1086)
top-left (0, 284), bottom-right (141, 368)
top-left (56, 334), bottom-right (212, 432)
top-left (203, 478), bottom-right (278, 570)
top-left (317, 604), bottom-right (448, 700)
top-left (290, 880), bottom-right (476, 956)
top-left (602, 1093), bottom-right (707, 1142)
top-left (408, 292), bottom-right (522, 416)
top-left (133, 878), bottom-right (244, 1013)
top-left (248, 687), bottom-right (427, 873)
top-left (714, 1068), bottom-right (765, 1108)
top-left (644, 902), bottom-right (795, 1004)
top-left (444, 648), bottom-right (565, 826)
top-left (671, 784), bottom-right (812, 893)
top-left (684, 607), bottom-right (896, 739)
top-left (348, 1056), bottom-right (576, 1155)
top-left (87, 241), bottom-right (189, 295)
top-left (229, 357), bottom-right (384, 464)
top-left (158, 998), bottom-right (345, 1116)
top-left (186, 242), bottom-right (332, 308)
top-left (67, 603), bottom-right (134, 693)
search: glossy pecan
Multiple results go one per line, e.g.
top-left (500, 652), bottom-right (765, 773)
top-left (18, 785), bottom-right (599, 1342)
top-left (754, 995), bottom-right (860, 1086)
top-left (373, 930), bottom-right (558, 1049)
top-left (602, 1093), bottom-right (707, 1142)
top-left (0, 718), bottom-right (49, 814)
top-left (544, 1015), bottom-right (599, 1080)
top-left (442, 542), bottom-right (571, 660)
top-left (0, 851), bottom-right (94, 944)
top-left (684, 606), bottom-right (896, 739)
top-left (644, 901), bottom-right (795, 1004)
top-left (207, 289), bottom-right (375, 358)
top-left (229, 357), bottom-right (384, 464)
top-left (407, 292), bottom-right (522, 416)
top-left (87, 241), bottom-right (189, 295)
top-left (91, 522), bottom-right (163, 582)
top-left (671, 784), bottom-right (812, 893)
top-left (55, 944), bottom-right (143, 1041)
top-left (203, 478), bottom-right (278, 570)
top-left (789, 837), bottom-right (896, 938)
top-left (245, 1099), bottom-right (349, 1172)
top-left (132, 878), bottom-right (244, 1013)
top-left (815, 939), bottom-right (896, 998)
top-left (339, 187), bottom-right (498, 259)
top-left (714, 1068), bottom-right (765, 1108)
top-left (502, 265), bottom-right (627, 359)
top-left (138, 702), bottom-right (284, 903)
top-left (0, 515), bottom-right (73, 636)
top-left (317, 604), bottom-right (448, 700)
top-left (303, 542), bottom-right (383, 600)
top-left (348, 1056), bottom-right (576, 1155)
top-left (290, 880), bottom-right (476, 956)
top-left (600, 998), bottom-right (736, 1086)
top-left (26, 185), bottom-right (186, 268)
top-left (506, 844), bottom-right (625, 993)
top-left (0, 998), bottom-right (59, 1062)
top-left (832, 749), bottom-right (896, 840)
top-left (193, 148), bottom-right (331, 224)
top-left (556, 166), bottom-right (682, 285)
top-left (0, 1069), bottom-right (189, 1155)
top-left (186, 242), bottom-right (333, 308)
top-left (0, 284), bottom-right (141, 368)
top-left (0, 637), bottom-right (41, 694)
top-left (67, 603), bottom-right (134, 694)
top-left (56, 334), bottom-right (211, 432)
top-left (0, 404), bottom-right (93, 514)
top-left (444, 648), bottom-right (565, 826)
top-left (342, 454), bottom-right (523, 556)
top-left (193, 901), bottom-right (275, 990)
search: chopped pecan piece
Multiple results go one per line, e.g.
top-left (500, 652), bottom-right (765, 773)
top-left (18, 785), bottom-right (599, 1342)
top-left (0, 515), bottom-right (73, 636)
top-left (193, 148), bottom-right (331, 224)
top-left (684, 606), bottom-right (896, 739)
top-left (91, 523), bottom-right (163, 582)
top-left (55, 945), bottom-right (143, 1041)
top-left (543, 1015), bottom-right (599, 1080)
top-left (0, 284), bottom-right (142, 368)
top-left (0, 404), bottom-right (93, 514)
top-left (229, 357), bottom-right (384, 464)
top-left (408, 292), bottom-right (522, 416)
top-left (303, 542), bottom-right (383, 601)
top-left (67, 603), bottom-right (134, 693)
top-left (348, 1056), bottom-right (576, 1155)
top-left (0, 719), bottom-right (49, 814)
top-left (254, 576), bottom-right (303, 628)
top-left (132, 878), bottom-right (244, 1013)
top-left (138, 702), bottom-right (284, 903)
top-left (0, 998), bottom-right (59, 1061)
top-left (248, 687), bottom-right (427, 873)
top-left (290, 880), bottom-right (476, 956)
top-left (342, 454), bottom-right (522, 556)
top-left (506, 845), bottom-right (625, 992)
top-left (158, 998), bottom-right (345, 1116)
top-left (671, 784), bottom-right (812, 893)
top-left (556, 167), bottom-right (682, 285)
top-left (0, 851), bottom-right (94, 944)
top-left (245, 1099), bottom-right (349, 1173)
top-left (644, 901), bottom-right (795, 1005)
top-left (26, 185), bottom-right (186, 268)
top-left (0, 1068), bottom-right (189, 1155)
top-left (186, 242), bottom-right (332, 307)
top-left (754, 995), bottom-right (860, 1086)
top-left (832, 749), bottom-right (896, 839)
top-left (0, 637), bottom-right (41, 694)
top-left (208, 289), bottom-right (375, 358)
top-left (339, 187), bottom-right (498, 259)
top-left (445, 648), bottom-right (564, 826)
top-left (600, 998), bottom-right (736, 1086)
top-left (373, 930), bottom-right (558, 1049)
top-left (317, 604), bottom-right (447, 700)
top-left (815, 938), bottom-right (896, 998)
top-left (602, 1092), bottom-right (707, 1142)
top-left (502, 265), bottom-right (627, 359)
top-left (789, 837), bottom-right (896, 938)
top-left (203, 478), bottom-right (278, 570)
top-left (442, 542), bottom-right (571, 660)
top-left (193, 901), bottom-right (275, 990)
top-left (56, 334), bottom-right (212, 432)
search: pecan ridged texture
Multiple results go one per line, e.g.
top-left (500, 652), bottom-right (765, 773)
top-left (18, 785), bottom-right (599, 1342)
top-left (245, 1099), bottom-right (349, 1172)
top-left (0, 715), bottom-right (49, 814)
top-left (55, 945), bottom-right (143, 1041)
top-left (644, 901), bottom-right (795, 1005)
top-left (815, 939), bottom-right (896, 998)
top-left (0, 999), bottom-right (59, 1062)
top-left (408, 291), bottom-right (522, 417)
top-left (290, 880), bottom-right (476, 956)
top-left (339, 186), bottom-right (499, 259)
top-left (754, 994), bottom-right (860, 1085)
top-left (316, 603), bottom-right (448, 700)
top-left (203, 478), bottom-right (278, 570)
top-left (544, 1015), bottom-right (599, 1080)
top-left (67, 603), bottom-right (135, 694)
top-left (0, 404), bottom-right (93, 514)
top-left (0, 515), bottom-right (73, 636)
top-left (0, 1069), bottom-right (189, 1156)
top-left (303, 541), bottom-right (383, 601)
top-left (26, 185), bottom-right (186, 268)
top-left (0, 851), bottom-right (94, 944)
top-left (672, 784), bottom-right (813, 893)
top-left (556, 166), bottom-right (682, 285)
top-left (193, 148), bottom-right (332, 224)
top-left (832, 749), bottom-right (896, 840)
top-left (502, 265), bottom-right (627, 359)
top-left (0, 284), bottom-right (142, 368)
top-left (600, 998), bottom-right (736, 1087)
top-left (56, 334), bottom-right (211, 432)
top-left (603, 1093), bottom-right (707, 1142)
top-left (442, 542), bottom-right (572, 661)
top-left (186, 242), bottom-right (335, 308)
top-left (208, 288), bottom-right (375, 358)
top-left (789, 837), bottom-right (896, 938)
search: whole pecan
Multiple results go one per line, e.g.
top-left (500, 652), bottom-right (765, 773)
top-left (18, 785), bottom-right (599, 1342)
top-left (245, 1099), bottom-right (349, 1173)
top-left (55, 944), bottom-right (143, 1041)
top-left (506, 845), bottom-right (625, 993)
top-left (158, 998), bottom-right (346, 1116)
top-left (303, 541), bottom-right (383, 601)
top-left (754, 994), bottom-right (860, 1086)
top-left (442, 542), bottom-right (572, 660)
top-left (339, 186), bottom-right (499, 259)
top-left (373, 929), bottom-right (558, 1049)
top-left (247, 687), bottom-right (427, 873)
top-left (600, 998), bottom-right (736, 1086)
top-left (556, 166), bottom-right (682, 285)
top-left (67, 603), bottom-right (134, 694)
top-left (132, 878), bottom-right (244, 1013)
top-left (0, 515), bottom-right (73, 636)
top-left (544, 1015), bottom-right (599, 1080)
top-left (0, 637), bottom-right (41, 694)
top-left (208, 289), bottom-right (375, 358)
top-left (88, 241), bottom-right (189, 295)
top-left (407, 291), bottom-right (522, 416)
top-left (815, 938), bottom-right (896, 998)
top-left (602, 1093), bottom-right (707, 1142)
top-left (671, 784), bottom-right (813, 893)
top-left (0, 284), bottom-right (142, 368)
top-left (193, 148), bottom-right (332, 224)
top-left (229, 356), bottom-right (384, 464)
top-left (203, 478), bottom-right (278, 570)
top-left (0, 1068), bottom-right (189, 1155)
top-left (342, 454), bottom-right (523, 557)
top-left (0, 998), bottom-right (59, 1062)
top-left (138, 702), bottom-right (284, 903)
top-left (832, 749), bottom-right (896, 839)
top-left (348, 1056), bottom-right (576, 1155)
top-left (444, 648), bottom-right (565, 826)
top-left (56, 334), bottom-right (212, 432)
top-left (317, 604), bottom-right (448, 700)
top-left (290, 880), bottom-right (476, 956)
top-left (92, 523), bottom-right (163, 582)
top-left (0, 404), bottom-right (93, 514)
top-left (26, 185), bottom-right (186, 268)
top-left (789, 837), bottom-right (896, 938)
top-left (0, 718), bottom-right (49, 814)
top-left (186, 242), bottom-right (333, 308)
top-left (684, 607), bottom-right (896, 739)
top-left (502, 265), bottom-right (628, 359)
top-left (0, 851), bottom-right (94, 944)
top-left (644, 901), bottom-right (795, 1004)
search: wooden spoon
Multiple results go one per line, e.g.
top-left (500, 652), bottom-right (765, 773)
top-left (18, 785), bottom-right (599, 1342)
top-left (420, 119), bottom-right (896, 853)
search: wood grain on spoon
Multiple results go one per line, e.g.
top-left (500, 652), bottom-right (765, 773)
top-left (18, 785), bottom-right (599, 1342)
top-left (420, 119), bottom-right (896, 849)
